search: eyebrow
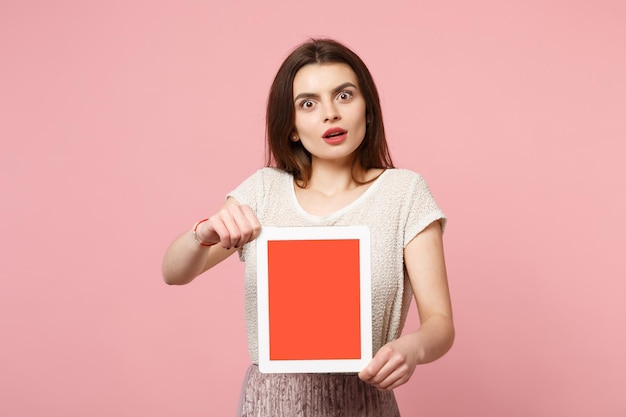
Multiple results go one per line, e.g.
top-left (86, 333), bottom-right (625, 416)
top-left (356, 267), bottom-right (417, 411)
top-left (293, 82), bottom-right (358, 102)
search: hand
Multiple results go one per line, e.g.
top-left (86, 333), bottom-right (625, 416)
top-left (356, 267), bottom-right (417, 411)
top-left (358, 336), bottom-right (420, 391)
top-left (197, 203), bottom-right (261, 249)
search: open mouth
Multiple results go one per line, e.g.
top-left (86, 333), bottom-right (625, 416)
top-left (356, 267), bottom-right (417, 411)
top-left (323, 128), bottom-right (347, 138)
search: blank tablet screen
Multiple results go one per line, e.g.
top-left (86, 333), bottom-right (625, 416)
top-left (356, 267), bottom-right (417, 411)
top-left (267, 238), bottom-right (361, 360)
top-left (256, 226), bottom-right (372, 373)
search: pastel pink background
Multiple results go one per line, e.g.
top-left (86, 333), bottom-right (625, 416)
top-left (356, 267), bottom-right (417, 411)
top-left (1, 1), bottom-right (625, 416)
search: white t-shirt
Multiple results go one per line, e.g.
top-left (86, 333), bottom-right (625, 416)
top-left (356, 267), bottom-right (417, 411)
top-left (228, 167), bottom-right (446, 364)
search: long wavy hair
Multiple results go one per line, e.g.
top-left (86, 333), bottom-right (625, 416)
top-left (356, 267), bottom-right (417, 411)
top-left (265, 38), bottom-right (394, 186)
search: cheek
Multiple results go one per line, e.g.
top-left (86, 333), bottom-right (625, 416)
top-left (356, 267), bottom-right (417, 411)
top-left (294, 114), bottom-right (316, 134)
top-left (349, 101), bottom-right (367, 122)
top-left (350, 108), bottom-right (367, 128)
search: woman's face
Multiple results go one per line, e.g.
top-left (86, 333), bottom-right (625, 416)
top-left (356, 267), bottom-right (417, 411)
top-left (292, 63), bottom-right (367, 165)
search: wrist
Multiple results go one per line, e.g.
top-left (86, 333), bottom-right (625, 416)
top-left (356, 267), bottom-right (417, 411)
top-left (192, 219), bottom-right (217, 247)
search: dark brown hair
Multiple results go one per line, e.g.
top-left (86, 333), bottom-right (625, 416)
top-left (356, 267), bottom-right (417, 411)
top-left (265, 38), bottom-right (394, 185)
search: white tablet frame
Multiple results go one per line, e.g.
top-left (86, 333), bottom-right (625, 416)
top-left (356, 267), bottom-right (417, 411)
top-left (256, 226), bottom-right (372, 373)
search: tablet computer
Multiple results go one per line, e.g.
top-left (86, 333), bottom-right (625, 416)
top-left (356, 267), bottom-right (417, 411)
top-left (256, 226), bottom-right (372, 373)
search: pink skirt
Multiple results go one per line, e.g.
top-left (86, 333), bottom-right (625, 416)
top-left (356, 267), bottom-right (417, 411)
top-left (237, 365), bottom-right (401, 417)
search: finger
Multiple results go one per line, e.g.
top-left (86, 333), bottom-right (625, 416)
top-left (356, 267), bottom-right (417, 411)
top-left (358, 348), bottom-right (391, 382)
top-left (373, 365), bottom-right (411, 391)
top-left (239, 205), bottom-right (262, 240)
top-left (228, 205), bottom-right (256, 247)
top-left (213, 209), bottom-right (241, 249)
top-left (365, 355), bottom-right (400, 387)
top-left (361, 343), bottom-right (414, 389)
top-left (200, 216), bottom-right (228, 246)
top-left (374, 351), bottom-right (416, 391)
top-left (370, 360), bottom-right (397, 385)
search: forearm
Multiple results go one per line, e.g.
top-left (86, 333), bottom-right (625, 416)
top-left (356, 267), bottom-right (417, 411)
top-left (405, 313), bottom-right (455, 365)
top-left (161, 230), bottom-right (212, 285)
top-left (403, 222), bottom-right (454, 365)
top-left (162, 201), bottom-right (259, 285)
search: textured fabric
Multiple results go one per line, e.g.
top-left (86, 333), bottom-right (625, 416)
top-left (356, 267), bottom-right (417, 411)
top-left (228, 167), bottom-right (446, 364)
top-left (237, 365), bottom-right (401, 417)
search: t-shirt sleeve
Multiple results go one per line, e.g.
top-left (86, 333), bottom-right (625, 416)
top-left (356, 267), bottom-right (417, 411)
top-left (226, 168), bottom-right (265, 213)
top-left (403, 173), bottom-right (447, 247)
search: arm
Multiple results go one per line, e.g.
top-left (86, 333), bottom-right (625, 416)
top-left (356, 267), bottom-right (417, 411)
top-left (358, 220), bottom-right (454, 390)
top-left (161, 197), bottom-right (261, 285)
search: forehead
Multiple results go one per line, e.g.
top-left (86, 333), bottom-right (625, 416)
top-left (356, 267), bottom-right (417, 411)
top-left (293, 63), bottom-right (359, 95)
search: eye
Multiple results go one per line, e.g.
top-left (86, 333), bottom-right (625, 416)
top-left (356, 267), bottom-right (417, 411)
top-left (298, 99), bottom-right (315, 110)
top-left (337, 90), bottom-right (353, 101)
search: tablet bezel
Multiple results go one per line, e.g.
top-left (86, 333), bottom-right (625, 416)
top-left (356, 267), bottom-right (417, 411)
top-left (256, 226), bottom-right (372, 373)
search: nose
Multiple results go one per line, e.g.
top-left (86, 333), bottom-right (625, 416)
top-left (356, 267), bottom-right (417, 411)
top-left (323, 102), bottom-right (341, 122)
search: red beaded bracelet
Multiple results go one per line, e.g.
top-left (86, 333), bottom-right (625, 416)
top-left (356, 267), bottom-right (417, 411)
top-left (192, 219), bottom-right (217, 247)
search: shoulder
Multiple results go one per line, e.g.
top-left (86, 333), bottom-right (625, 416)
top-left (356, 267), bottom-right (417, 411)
top-left (386, 169), bottom-right (447, 238)
top-left (250, 167), bottom-right (293, 189)
top-left (237, 167), bottom-right (292, 185)
top-left (259, 167), bottom-right (292, 179)
top-left (231, 167), bottom-right (294, 197)
top-left (380, 169), bottom-right (440, 206)
top-left (380, 168), bottom-right (426, 186)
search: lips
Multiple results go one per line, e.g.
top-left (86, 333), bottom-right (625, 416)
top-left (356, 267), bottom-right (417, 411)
top-left (322, 127), bottom-right (348, 144)
top-left (323, 127), bottom-right (347, 138)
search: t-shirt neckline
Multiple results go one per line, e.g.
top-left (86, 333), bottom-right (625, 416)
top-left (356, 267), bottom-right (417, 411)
top-left (289, 169), bottom-right (390, 220)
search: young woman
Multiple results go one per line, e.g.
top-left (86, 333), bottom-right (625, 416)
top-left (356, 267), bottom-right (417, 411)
top-left (162, 38), bottom-right (454, 417)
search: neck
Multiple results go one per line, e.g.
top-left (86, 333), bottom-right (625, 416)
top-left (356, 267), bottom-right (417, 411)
top-left (305, 157), bottom-right (368, 195)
